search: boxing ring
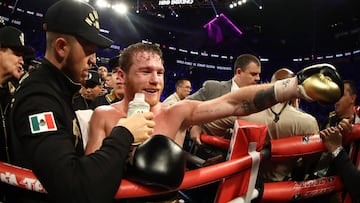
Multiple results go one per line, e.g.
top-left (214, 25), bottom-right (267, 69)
top-left (1, 120), bottom-right (360, 202)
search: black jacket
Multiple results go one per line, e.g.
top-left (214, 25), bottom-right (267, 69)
top-left (334, 149), bottom-right (360, 203)
top-left (0, 83), bottom-right (14, 202)
top-left (10, 59), bottom-right (133, 203)
top-left (90, 90), bottom-right (121, 109)
top-left (72, 92), bottom-right (92, 111)
top-left (0, 83), bottom-right (12, 162)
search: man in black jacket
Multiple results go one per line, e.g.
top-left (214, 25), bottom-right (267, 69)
top-left (321, 122), bottom-right (360, 203)
top-left (0, 25), bottom-right (34, 202)
top-left (73, 70), bottom-right (104, 110)
top-left (0, 26), bottom-right (32, 162)
top-left (9, 1), bottom-right (154, 202)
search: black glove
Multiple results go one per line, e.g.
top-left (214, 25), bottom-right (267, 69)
top-left (126, 134), bottom-right (186, 190)
top-left (297, 63), bottom-right (343, 105)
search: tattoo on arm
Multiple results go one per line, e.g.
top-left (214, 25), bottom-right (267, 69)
top-left (241, 100), bottom-right (252, 114)
top-left (253, 87), bottom-right (276, 110)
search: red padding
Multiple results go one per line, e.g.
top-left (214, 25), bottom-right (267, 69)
top-left (262, 176), bottom-right (343, 202)
top-left (200, 133), bottom-right (230, 150)
top-left (0, 156), bottom-right (254, 199)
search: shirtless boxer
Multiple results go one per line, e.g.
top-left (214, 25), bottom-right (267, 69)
top-left (85, 42), bottom-right (343, 154)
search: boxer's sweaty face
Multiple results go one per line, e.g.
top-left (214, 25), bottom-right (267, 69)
top-left (125, 51), bottom-right (164, 107)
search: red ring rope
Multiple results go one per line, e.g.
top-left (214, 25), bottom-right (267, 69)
top-left (1, 122), bottom-right (359, 201)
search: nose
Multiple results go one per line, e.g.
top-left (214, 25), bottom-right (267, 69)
top-left (149, 72), bottom-right (160, 84)
top-left (19, 56), bottom-right (24, 66)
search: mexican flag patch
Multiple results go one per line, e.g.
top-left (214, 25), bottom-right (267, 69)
top-left (29, 112), bottom-right (57, 134)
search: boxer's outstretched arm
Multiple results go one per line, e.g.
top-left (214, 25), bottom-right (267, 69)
top-left (183, 63), bottom-right (344, 127)
top-left (182, 80), bottom-right (297, 127)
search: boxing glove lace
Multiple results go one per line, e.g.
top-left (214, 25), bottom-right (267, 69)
top-left (297, 63), bottom-right (343, 105)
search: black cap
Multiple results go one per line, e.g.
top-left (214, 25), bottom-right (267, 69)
top-left (43, 0), bottom-right (113, 48)
top-left (0, 26), bottom-right (33, 54)
top-left (86, 70), bottom-right (102, 87)
top-left (108, 56), bottom-right (120, 70)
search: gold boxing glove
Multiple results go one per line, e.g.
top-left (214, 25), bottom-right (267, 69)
top-left (297, 63), bottom-right (343, 105)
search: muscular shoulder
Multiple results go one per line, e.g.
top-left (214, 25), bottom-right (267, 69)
top-left (93, 105), bottom-right (122, 117)
top-left (161, 100), bottom-right (197, 128)
top-left (91, 104), bottom-right (125, 131)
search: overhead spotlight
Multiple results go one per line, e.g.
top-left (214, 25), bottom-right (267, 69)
top-left (251, 0), bottom-right (263, 10)
top-left (156, 13), bottom-right (165, 18)
top-left (170, 8), bottom-right (179, 18)
top-left (229, 0), bottom-right (248, 9)
top-left (96, 0), bottom-right (110, 9)
top-left (112, 3), bottom-right (128, 15)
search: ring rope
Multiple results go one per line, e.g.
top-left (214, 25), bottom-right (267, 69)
top-left (1, 123), bottom-right (359, 201)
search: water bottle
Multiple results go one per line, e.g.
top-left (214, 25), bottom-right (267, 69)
top-left (127, 93), bottom-right (150, 117)
top-left (127, 93), bottom-right (150, 160)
